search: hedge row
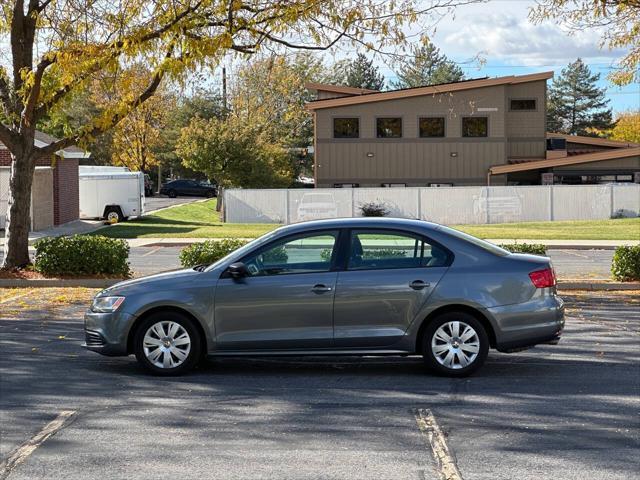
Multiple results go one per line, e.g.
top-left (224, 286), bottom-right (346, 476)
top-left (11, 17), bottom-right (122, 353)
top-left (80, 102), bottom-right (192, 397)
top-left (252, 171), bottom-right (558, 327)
top-left (612, 245), bottom-right (640, 281)
top-left (34, 235), bottom-right (130, 277)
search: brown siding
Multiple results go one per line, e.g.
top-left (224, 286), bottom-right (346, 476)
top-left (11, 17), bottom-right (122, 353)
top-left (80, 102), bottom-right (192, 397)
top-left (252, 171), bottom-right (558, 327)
top-left (506, 80), bottom-right (546, 159)
top-left (315, 85), bottom-right (508, 186)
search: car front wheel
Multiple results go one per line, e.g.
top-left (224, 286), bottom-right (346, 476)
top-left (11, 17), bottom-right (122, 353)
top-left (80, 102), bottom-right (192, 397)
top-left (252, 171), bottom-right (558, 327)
top-left (134, 312), bottom-right (202, 376)
top-left (422, 312), bottom-right (489, 377)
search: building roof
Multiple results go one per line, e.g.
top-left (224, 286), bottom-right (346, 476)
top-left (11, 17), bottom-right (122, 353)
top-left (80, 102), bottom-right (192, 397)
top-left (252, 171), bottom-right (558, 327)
top-left (304, 82), bottom-right (378, 95)
top-left (305, 71), bottom-right (554, 110)
top-left (33, 131), bottom-right (90, 158)
top-left (547, 132), bottom-right (639, 149)
top-left (490, 147), bottom-right (640, 175)
top-left (0, 129), bottom-right (90, 158)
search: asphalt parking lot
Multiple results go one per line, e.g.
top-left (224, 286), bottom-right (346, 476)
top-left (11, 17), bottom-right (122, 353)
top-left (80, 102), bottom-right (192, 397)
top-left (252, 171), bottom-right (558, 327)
top-left (0, 289), bottom-right (638, 479)
top-left (127, 246), bottom-right (615, 279)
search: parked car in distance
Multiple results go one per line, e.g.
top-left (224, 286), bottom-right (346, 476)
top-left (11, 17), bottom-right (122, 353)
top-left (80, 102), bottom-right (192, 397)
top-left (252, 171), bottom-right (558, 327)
top-left (144, 174), bottom-right (154, 197)
top-left (159, 179), bottom-right (217, 198)
top-left (84, 218), bottom-right (564, 377)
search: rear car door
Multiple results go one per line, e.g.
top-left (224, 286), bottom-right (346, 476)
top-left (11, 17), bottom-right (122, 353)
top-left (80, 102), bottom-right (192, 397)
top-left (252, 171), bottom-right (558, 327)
top-left (332, 229), bottom-right (451, 348)
top-left (214, 230), bottom-right (341, 350)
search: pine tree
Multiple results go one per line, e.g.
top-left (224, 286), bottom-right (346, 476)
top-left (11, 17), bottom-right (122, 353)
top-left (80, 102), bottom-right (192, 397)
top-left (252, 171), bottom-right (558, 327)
top-left (392, 43), bottom-right (464, 89)
top-left (547, 59), bottom-right (614, 136)
top-left (343, 53), bottom-right (386, 90)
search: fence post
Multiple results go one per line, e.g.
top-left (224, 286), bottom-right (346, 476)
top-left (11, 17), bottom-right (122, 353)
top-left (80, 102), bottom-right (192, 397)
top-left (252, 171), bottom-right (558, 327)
top-left (351, 188), bottom-right (355, 218)
top-left (485, 186), bottom-right (490, 224)
top-left (610, 184), bottom-right (615, 218)
top-left (285, 190), bottom-right (290, 224)
top-left (417, 188), bottom-right (422, 220)
top-left (549, 185), bottom-right (554, 221)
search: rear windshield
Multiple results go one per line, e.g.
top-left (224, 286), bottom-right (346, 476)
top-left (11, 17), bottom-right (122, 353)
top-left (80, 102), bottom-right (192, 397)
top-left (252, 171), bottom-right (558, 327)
top-left (437, 225), bottom-right (510, 256)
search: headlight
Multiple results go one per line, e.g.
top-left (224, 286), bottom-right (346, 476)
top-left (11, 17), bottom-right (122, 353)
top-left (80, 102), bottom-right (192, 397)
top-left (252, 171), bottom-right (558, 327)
top-left (92, 296), bottom-right (125, 313)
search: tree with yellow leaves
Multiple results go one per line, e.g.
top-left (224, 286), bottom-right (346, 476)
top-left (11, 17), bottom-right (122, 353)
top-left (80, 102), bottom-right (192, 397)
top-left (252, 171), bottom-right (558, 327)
top-left (0, 0), bottom-right (482, 268)
top-left (529, 1), bottom-right (640, 86)
top-left (611, 111), bottom-right (640, 144)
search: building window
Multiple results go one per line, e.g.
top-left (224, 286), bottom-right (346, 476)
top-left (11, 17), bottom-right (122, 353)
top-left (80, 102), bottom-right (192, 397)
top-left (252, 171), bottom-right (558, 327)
top-left (333, 118), bottom-right (359, 138)
top-left (462, 117), bottom-right (488, 137)
top-left (376, 118), bottom-right (402, 138)
top-left (419, 117), bottom-right (445, 137)
top-left (510, 99), bottom-right (537, 111)
top-left (381, 183), bottom-right (406, 187)
top-left (333, 183), bottom-right (359, 188)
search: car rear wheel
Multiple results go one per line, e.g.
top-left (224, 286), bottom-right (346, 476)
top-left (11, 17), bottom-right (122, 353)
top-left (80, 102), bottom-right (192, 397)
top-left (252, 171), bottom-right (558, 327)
top-left (134, 312), bottom-right (202, 376)
top-left (422, 312), bottom-right (489, 377)
top-left (167, 189), bottom-right (177, 198)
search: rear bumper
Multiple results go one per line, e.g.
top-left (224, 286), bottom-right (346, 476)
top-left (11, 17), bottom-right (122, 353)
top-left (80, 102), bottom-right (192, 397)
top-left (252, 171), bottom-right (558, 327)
top-left (490, 291), bottom-right (565, 352)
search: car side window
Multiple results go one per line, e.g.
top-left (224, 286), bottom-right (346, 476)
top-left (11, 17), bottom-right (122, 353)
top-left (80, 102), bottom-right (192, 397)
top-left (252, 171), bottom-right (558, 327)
top-left (348, 230), bottom-right (449, 270)
top-left (242, 231), bottom-right (339, 276)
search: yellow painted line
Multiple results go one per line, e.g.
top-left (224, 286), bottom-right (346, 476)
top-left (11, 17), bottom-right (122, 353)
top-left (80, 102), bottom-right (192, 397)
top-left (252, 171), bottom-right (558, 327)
top-left (415, 408), bottom-right (463, 480)
top-left (0, 411), bottom-right (76, 479)
top-left (0, 291), bottom-right (32, 305)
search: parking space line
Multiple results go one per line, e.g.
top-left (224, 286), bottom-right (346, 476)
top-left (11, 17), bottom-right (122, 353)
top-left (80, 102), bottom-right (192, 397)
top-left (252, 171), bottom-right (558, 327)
top-left (141, 246), bottom-right (162, 257)
top-left (0, 410), bottom-right (76, 480)
top-left (415, 408), bottom-right (463, 480)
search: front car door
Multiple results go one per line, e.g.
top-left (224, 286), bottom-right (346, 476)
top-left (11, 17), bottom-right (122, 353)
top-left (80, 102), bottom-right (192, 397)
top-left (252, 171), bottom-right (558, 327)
top-left (333, 229), bottom-right (451, 348)
top-left (213, 230), bottom-right (341, 350)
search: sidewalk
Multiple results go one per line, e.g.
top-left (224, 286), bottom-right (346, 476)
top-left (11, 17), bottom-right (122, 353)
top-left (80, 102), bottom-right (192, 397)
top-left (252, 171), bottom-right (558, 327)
top-left (0, 219), bottom-right (104, 247)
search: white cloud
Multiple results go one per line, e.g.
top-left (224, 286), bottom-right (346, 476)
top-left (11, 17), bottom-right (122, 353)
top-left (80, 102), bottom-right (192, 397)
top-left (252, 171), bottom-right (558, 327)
top-left (432, 1), bottom-right (624, 67)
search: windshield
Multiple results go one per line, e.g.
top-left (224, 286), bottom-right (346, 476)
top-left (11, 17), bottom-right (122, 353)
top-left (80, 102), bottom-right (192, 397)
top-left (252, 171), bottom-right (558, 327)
top-left (437, 225), bottom-right (510, 256)
top-left (204, 229), bottom-right (283, 272)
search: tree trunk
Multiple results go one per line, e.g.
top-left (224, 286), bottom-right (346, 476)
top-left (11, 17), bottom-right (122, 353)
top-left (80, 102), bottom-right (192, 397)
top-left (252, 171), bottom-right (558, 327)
top-left (216, 186), bottom-right (224, 214)
top-left (2, 148), bottom-right (36, 269)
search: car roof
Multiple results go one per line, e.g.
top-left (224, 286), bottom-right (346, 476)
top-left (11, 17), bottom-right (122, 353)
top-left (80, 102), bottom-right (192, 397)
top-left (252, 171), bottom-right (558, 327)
top-left (280, 217), bottom-right (442, 234)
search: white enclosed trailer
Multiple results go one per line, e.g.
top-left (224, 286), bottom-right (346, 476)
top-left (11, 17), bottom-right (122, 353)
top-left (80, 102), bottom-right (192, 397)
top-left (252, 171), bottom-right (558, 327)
top-left (79, 167), bottom-right (145, 222)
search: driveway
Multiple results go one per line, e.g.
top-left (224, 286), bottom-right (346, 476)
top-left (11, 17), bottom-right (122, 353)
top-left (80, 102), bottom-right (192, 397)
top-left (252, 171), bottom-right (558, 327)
top-left (144, 196), bottom-right (207, 214)
top-left (0, 289), bottom-right (638, 479)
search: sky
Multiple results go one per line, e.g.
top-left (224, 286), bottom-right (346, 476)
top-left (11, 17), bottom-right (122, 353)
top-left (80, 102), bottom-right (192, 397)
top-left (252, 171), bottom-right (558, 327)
top-left (376, 0), bottom-right (638, 114)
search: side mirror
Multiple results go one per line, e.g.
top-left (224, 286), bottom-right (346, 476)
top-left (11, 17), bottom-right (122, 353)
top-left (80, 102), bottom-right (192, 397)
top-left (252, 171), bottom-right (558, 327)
top-left (227, 262), bottom-right (249, 279)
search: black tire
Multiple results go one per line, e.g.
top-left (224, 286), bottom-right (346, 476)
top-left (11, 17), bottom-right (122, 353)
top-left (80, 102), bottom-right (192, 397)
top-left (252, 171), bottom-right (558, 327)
top-left (104, 206), bottom-right (123, 224)
top-left (422, 311), bottom-right (489, 377)
top-left (167, 189), bottom-right (177, 198)
top-left (205, 190), bottom-right (215, 198)
top-left (134, 312), bottom-right (202, 376)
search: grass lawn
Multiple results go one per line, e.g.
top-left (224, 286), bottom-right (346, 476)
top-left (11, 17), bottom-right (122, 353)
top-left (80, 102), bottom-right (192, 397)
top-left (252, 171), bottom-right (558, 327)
top-left (94, 199), bottom-right (640, 241)
top-left (456, 218), bottom-right (640, 241)
top-left (93, 199), bottom-right (278, 239)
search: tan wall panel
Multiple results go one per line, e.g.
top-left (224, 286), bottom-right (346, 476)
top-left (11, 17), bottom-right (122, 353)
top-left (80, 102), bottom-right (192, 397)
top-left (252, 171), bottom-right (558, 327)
top-left (505, 81), bottom-right (546, 138)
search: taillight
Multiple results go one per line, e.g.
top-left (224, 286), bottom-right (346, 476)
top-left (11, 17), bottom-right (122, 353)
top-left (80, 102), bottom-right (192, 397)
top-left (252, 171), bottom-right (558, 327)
top-left (529, 267), bottom-right (556, 288)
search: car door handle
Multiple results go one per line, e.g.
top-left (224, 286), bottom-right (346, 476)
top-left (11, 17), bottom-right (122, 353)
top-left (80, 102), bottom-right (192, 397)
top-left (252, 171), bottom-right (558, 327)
top-left (409, 280), bottom-right (430, 290)
top-left (311, 284), bottom-right (333, 294)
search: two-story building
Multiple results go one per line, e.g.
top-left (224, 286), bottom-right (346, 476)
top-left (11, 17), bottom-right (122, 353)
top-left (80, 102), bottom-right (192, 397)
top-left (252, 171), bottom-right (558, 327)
top-left (306, 72), bottom-right (640, 187)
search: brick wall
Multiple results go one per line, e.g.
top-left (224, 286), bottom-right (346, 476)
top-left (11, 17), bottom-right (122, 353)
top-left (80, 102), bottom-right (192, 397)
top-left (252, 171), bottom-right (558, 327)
top-left (0, 148), bottom-right (79, 226)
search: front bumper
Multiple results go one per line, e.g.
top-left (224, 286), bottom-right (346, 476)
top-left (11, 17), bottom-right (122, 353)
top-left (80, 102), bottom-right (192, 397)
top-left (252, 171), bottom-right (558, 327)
top-left (82, 309), bottom-right (136, 356)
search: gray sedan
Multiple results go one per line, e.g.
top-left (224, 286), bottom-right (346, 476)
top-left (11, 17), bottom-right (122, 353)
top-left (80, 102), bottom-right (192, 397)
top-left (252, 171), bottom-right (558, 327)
top-left (84, 218), bottom-right (564, 377)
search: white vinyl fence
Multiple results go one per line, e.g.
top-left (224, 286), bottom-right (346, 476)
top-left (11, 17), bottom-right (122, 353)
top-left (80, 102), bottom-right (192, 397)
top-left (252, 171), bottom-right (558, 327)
top-left (225, 184), bottom-right (640, 225)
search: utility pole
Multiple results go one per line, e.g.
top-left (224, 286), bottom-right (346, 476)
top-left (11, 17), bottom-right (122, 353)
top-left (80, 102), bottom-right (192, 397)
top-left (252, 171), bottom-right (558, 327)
top-left (222, 66), bottom-right (227, 113)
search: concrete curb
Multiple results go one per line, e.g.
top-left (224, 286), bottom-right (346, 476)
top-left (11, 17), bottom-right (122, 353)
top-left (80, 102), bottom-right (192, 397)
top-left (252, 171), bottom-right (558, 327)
top-left (0, 278), bottom-right (638, 290)
top-left (558, 282), bottom-right (640, 291)
top-left (0, 278), bottom-right (122, 288)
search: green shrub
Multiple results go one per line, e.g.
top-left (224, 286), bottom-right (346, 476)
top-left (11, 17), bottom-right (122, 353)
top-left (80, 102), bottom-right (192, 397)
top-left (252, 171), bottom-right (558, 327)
top-left (33, 235), bottom-right (130, 277)
top-left (180, 239), bottom-right (248, 268)
top-left (320, 247), bottom-right (408, 262)
top-left (611, 245), bottom-right (640, 281)
top-left (360, 201), bottom-right (389, 217)
top-left (498, 242), bottom-right (547, 256)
